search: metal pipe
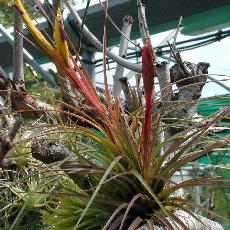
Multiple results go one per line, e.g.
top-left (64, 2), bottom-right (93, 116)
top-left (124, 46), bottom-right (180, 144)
top-left (81, 49), bottom-right (96, 86)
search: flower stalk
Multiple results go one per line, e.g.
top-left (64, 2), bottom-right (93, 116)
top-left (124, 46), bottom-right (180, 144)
top-left (141, 41), bottom-right (155, 180)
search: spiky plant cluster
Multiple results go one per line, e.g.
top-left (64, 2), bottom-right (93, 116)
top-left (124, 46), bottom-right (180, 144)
top-left (0, 1), bottom-right (229, 229)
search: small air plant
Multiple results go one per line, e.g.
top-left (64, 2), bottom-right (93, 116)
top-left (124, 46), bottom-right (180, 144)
top-left (12, 1), bottom-right (230, 229)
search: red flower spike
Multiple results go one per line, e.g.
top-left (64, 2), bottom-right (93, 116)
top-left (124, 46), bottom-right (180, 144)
top-left (141, 42), bottom-right (155, 178)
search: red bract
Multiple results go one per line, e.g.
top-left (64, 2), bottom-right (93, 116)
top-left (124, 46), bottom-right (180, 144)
top-left (142, 43), bottom-right (155, 99)
top-left (141, 42), bottom-right (155, 178)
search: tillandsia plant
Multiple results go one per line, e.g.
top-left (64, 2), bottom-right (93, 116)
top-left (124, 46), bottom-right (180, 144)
top-left (2, 0), bottom-right (229, 229)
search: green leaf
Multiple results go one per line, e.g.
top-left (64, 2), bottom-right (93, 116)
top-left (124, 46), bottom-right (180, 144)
top-left (131, 170), bottom-right (180, 230)
top-left (73, 156), bottom-right (122, 229)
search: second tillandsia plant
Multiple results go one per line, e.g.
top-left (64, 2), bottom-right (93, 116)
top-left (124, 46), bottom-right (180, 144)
top-left (9, 0), bottom-right (230, 229)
